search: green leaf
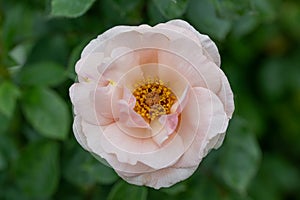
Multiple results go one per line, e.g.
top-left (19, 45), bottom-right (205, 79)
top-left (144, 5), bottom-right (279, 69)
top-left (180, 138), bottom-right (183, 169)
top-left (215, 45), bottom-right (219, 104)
top-left (259, 58), bottom-right (287, 100)
top-left (108, 180), bottom-right (147, 200)
top-left (0, 133), bottom-right (19, 168)
top-left (217, 117), bottom-right (261, 194)
top-left (26, 35), bottom-right (68, 65)
top-left (0, 152), bottom-right (7, 171)
top-left (152, 0), bottom-right (189, 19)
top-left (100, 0), bottom-right (144, 25)
top-left (14, 141), bottom-right (60, 198)
top-left (252, 0), bottom-right (277, 21)
top-left (187, 176), bottom-right (222, 200)
top-left (63, 142), bottom-right (118, 187)
top-left (186, 0), bottom-right (232, 40)
top-left (212, 0), bottom-right (254, 19)
top-left (1, 4), bottom-right (35, 50)
top-left (19, 62), bottom-right (67, 87)
top-left (21, 87), bottom-right (70, 140)
top-left (160, 183), bottom-right (187, 196)
top-left (147, 0), bottom-right (166, 25)
top-left (249, 154), bottom-right (300, 200)
top-left (0, 113), bottom-right (10, 134)
top-left (51, 0), bottom-right (96, 18)
top-left (0, 81), bottom-right (20, 118)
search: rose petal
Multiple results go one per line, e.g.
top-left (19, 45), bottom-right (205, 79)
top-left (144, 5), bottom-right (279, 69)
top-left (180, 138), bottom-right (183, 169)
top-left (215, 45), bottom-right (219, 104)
top-left (75, 52), bottom-right (104, 83)
top-left (139, 49), bottom-right (158, 65)
top-left (194, 86), bottom-right (229, 157)
top-left (216, 73), bottom-right (235, 118)
top-left (171, 85), bottom-right (190, 113)
top-left (114, 87), bottom-right (149, 129)
top-left (157, 50), bottom-right (233, 116)
top-left (165, 19), bottom-right (221, 67)
top-left (117, 166), bottom-right (197, 189)
top-left (150, 113), bottom-right (179, 145)
top-left (101, 50), bottom-right (141, 85)
top-left (94, 84), bottom-right (121, 122)
top-left (81, 26), bottom-right (135, 57)
top-left (83, 29), bottom-right (171, 58)
top-left (150, 86), bottom-right (229, 170)
top-left (73, 116), bottom-right (89, 150)
top-left (98, 123), bottom-right (185, 169)
top-left (81, 118), bottom-right (156, 174)
top-left (70, 83), bottom-right (98, 125)
top-left (70, 82), bottom-right (115, 126)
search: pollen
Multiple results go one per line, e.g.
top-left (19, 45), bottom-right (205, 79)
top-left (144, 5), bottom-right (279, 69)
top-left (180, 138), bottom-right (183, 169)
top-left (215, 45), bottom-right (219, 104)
top-left (132, 78), bottom-right (177, 122)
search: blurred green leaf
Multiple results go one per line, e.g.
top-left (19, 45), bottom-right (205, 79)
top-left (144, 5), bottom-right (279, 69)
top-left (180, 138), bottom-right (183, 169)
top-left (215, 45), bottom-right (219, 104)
top-left (0, 112), bottom-right (10, 135)
top-left (14, 141), bottom-right (60, 198)
top-left (22, 87), bottom-right (70, 140)
top-left (249, 154), bottom-right (300, 200)
top-left (0, 133), bottom-right (19, 167)
top-left (280, 1), bottom-right (300, 42)
top-left (25, 35), bottom-right (68, 65)
top-left (53, 180), bottom-right (84, 200)
top-left (160, 183), bottom-right (186, 196)
top-left (252, 0), bottom-right (277, 22)
top-left (217, 117), bottom-right (261, 194)
top-left (235, 95), bottom-right (266, 138)
top-left (9, 42), bottom-right (33, 66)
top-left (19, 62), bottom-right (67, 87)
top-left (188, 178), bottom-right (222, 200)
top-left (1, 4), bottom-right (36, 50)
top-left (152, 0), bottom-right (189, 19)
top-left (259, 58), bottom-right (288, 100)
top-left (186, 0), bottom-right (232, 40)
top-left (108, 180), bottom-right (147, 200)
top-left (0, 152), bottom-right (6, 171)
top-left (231, 13), bottom-right (259, 37)
top-left (212, 0), bottom-right (254, 19)
top-left (0, 81), bottom-right (20, 118)
top-left (100, 0), bottom-right (144, 25)
top-left (63, 142), bottom-right (118, 187)
top-left (51, 0), bottom-right (96, 18)
top-left (147, 0), bottom-right (166, 25)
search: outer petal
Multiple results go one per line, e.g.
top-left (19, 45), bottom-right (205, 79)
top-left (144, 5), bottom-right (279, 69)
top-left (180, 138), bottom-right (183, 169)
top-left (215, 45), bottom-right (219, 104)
top-left (73, 116), bottom-right (89, 150)
top-left (118, 166), bottom-right (197, 189)
top-left (193, 87), bottom-right (229, 158)
top-left (81, 26), bottom-right (135, 58)
top-left (99, 123), bottom-right (185, 169)
top-left (69, 83), bottom-right (98, 125)
top-left (81, 119), bottom-right (156, 174)
top-left (216, 73), bottom-right (235, 118)
top-left (75, 52), bottom-right (104, 83)
top-left (165, 19), bottom-right (221, 67)
top-left (70, 82), bottom-right (115, 126)
top-left (83, 29), bottom-right (170, 59)
top-left (94, 84), bottom-right (120, 123)
top-left (100, 48), bottom-right (141, 84)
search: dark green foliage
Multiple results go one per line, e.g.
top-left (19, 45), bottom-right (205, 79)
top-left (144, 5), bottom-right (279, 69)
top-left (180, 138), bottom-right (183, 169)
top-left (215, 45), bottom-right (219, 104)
top-left (0, 0), bottom-right (300, 199)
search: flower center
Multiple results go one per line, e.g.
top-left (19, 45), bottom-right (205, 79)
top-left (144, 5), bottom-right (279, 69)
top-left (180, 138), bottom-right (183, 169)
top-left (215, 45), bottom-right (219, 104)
top-left (133, 79), bottom-right (177, 122)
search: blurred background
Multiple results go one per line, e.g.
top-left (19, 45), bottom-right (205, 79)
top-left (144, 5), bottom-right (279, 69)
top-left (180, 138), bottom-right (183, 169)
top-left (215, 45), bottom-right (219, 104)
top-left (0, 0), bottom-right (300, 199)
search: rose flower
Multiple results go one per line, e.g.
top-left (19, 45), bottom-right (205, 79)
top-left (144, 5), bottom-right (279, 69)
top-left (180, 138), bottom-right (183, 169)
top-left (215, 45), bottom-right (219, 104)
top-left (69, 19), bottom-right (234, 189)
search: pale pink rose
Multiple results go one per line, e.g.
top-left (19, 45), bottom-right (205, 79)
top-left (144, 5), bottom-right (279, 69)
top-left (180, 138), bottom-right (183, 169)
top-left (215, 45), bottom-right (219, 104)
top-left (69, 19), bottom-right (234, 189)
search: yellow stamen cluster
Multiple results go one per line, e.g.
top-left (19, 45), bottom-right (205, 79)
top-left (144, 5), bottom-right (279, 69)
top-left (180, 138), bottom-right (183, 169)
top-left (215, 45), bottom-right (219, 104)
top-left (132, 79), bottom-right (177, 122)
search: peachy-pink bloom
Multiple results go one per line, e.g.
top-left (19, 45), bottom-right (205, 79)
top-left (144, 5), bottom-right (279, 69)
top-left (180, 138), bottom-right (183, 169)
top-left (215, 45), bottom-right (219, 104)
top-left (69, 19), bottom-right (234, 189)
